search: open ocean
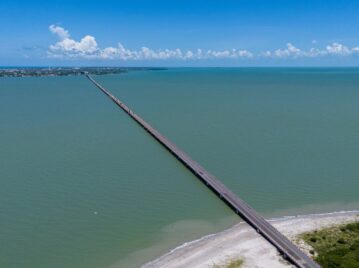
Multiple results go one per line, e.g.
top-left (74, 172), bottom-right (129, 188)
top-left (1, 68), bottom-right (359, 268)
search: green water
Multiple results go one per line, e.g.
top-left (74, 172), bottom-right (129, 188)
top-left (1, 68), bottom-right (359, 268)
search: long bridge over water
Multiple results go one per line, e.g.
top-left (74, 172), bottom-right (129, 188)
top-left (87, 74), bottom-right (320, 268)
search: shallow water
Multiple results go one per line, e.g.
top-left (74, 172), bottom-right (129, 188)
top-left (1, 68), bottom-right (359, 267)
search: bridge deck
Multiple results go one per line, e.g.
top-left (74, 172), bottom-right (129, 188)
top-left (87, 75), bottom-right (320, 268)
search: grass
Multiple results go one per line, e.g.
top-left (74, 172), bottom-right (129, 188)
top-left (212, 258), bottom-right (244, 268)
top-left (301, 221), bottom-right (359, 268)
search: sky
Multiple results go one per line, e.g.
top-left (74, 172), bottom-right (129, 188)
top-left (1, 0), bottom-right (359, 66)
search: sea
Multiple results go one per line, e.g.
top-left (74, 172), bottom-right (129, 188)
top-left (1, 68), bottom-right (358, 268)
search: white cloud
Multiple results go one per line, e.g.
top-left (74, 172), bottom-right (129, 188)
top-left (287, 43), bottom-right (301, 55)
top-left (260, 51), bottom-right (272, 57)
top-left (50, 35), bottom-right (98, 55)
top-left (49, 25), bottom-right (99, 58)
top-left (48, 25), bottom-right (253, 60)
top-left (48, 25), bottom-right (359, 61)
top-left (264, 42), bottom-right (359, 59)
top-left (306, 47), bottom-right (327, 57)
top-left (49, 25), bottom-right (69, 40)
top-left (326, 42), bottom-right (351, 55)
top-left (238, 50), bottom-right (253, 58)
top-left (272, 43), bottom-right (303, 58)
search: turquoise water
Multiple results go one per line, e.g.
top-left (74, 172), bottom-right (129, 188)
top-left (1, 68), bottom-right (359, 268)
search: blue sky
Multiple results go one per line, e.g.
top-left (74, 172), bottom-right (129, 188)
top-left (2, 0), bottom-right (359, 66)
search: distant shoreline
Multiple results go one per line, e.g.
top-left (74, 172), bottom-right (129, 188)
top-left (0, 67), bottom-right (167, 77)
top-left (143, 210), bottom-right (359, 268)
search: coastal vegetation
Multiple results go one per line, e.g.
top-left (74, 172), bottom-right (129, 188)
top-left (0, 67), bottom-right (166, 77)
top-left (301, 221), bottom-right (359, 268)
top-left (212, 258), bottom-right (244, 268)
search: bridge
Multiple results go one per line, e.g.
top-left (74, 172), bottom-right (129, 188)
top-left (87, 74), bottom-right (321, 268)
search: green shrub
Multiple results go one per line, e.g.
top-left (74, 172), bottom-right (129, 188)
top-left (337, 238), bottom-right (346, 244)
top-left (302, 221), bottom-right (359, 268)
top-left (310, 237), bottom-right (317, 243)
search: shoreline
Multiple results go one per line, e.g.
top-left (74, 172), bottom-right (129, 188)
top-left (143, 210), bottom-right (359, 268)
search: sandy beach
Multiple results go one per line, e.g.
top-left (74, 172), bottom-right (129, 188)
top-left (143, 211), bottom-right (359, 268)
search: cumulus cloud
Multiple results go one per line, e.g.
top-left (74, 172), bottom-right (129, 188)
top-left (326, 42), bottom-right (351, 55)
top-left (48, 25), bottom-right (359, 60)
top-left (47, 25), bottom-right (253, 60)
top-left (262, 42), bottom-right (359, 59)
top-left (49, 25), bottom-right (69, 40)
top-left (273, 43), bottom-right (302, 58)
top-left (49, 25), bottom-right (99, 58)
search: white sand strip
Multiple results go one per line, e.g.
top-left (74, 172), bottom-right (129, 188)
top-left (143, 211), bottom-right (359, 268)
